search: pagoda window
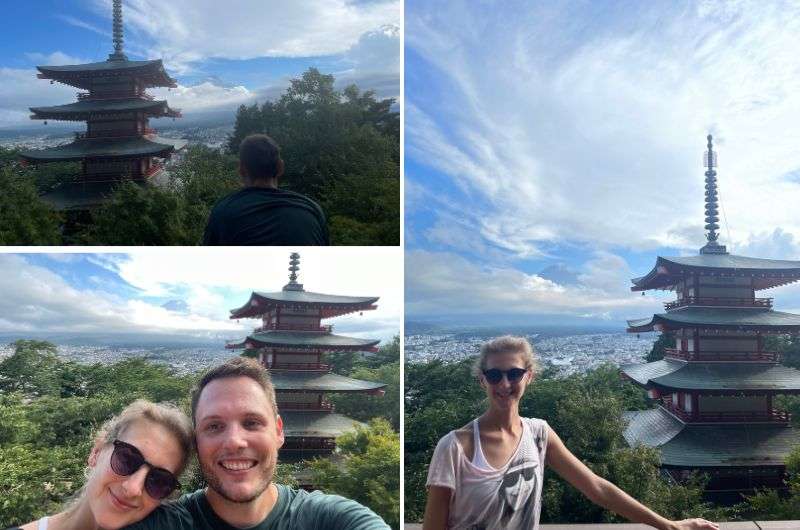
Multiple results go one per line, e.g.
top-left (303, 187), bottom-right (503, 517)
top-left (698, 334), bottom-right (757, 353)
top-left (672, 392), bottom-right (679, 405)
top-left (278, 393), bottom-right (317, 404)
top-left (683, 393), bottom-right (692, 412)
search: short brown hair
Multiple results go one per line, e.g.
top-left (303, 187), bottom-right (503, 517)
top-left (191, 356), bottom-right (278, 423)
top-left (239, 134), bottom-right (282, 180)
top-left (472, 335), bottom-right (539, 378)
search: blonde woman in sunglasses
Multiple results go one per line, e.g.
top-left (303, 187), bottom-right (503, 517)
top-left (423, 336), bottom-right (720, 530)
top-left (11, 400), bottom-right (192, 530)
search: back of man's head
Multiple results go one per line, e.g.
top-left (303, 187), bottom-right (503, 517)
top-left (239, 134), bottom-right (283, 182)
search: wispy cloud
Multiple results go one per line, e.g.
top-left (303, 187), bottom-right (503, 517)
top-left (406, 0), bottom-right (800, 255)
top-left (56, 14), bottom-right (110, 38)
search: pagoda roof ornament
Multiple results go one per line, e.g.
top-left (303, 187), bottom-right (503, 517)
top-left (284, 252), bottom-right (304, 291)
top-left (108, 0), bottom-right (129, 61)
top-left (700, 134), bottom-right (728, 255)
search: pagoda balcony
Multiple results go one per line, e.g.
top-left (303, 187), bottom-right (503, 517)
top-left (144, 163), bottom-right (164, 178)
top-left (664, 296), bottom-right (772, 311)
top-left (255, 323), bottom-right (333, 333)
top-left (659, 402), bottom-right (789, 424)
top-left (663, 348), bottom-right (780, 363)
top-left (277, 401), bottom-right (334, 412)
top-left (75, 129), bottom-right (157, 140)
top-left (282, 437), bottom-right (336, 451)
top-left (77, 91), bottom-right (154, 101)
top-left (266, 362), bottom-right (330, 371)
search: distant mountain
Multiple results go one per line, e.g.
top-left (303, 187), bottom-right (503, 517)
top-left (538, 263), bottom-right (580, 286)
top-left (0, 331), bottom-right (232, 348)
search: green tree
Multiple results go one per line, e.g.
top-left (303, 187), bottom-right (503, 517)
top-left (0, 164), bottom-right (61, 245)
top-left (310, 419), bottom-right (400, 529)
top-left (645, 332), bottom-right (675, 362)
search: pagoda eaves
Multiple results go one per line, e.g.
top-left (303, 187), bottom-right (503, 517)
top-left (36, 59), bottom-right (177, 90)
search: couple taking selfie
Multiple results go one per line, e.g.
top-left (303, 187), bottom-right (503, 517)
top-left (423, 336), bottom-right (722, 530)
top-left (8, 357), bottom-right (387, 530)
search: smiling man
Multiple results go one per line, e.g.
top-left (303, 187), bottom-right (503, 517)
top-left (124, 357), bottom-right (389, 530)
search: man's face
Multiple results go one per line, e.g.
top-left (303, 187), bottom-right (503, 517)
top-left (194, 376), bottom-right (284, 504)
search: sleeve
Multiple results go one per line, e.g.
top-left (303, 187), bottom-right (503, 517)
top-left (425, 432), bottom-right (458, 490)
top-left (302, 493), bottom-right (390, 530)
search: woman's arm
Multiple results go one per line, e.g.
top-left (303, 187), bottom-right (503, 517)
top-left (422, 485), bottom-right (451, 530)
top-left (544, 426), bottom-right (718, 530)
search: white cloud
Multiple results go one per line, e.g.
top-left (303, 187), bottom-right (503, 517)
top-left (86, 0), bottom-right (399, 75)
top-left (0, 68), bottom-right (74, 127)
top-left (405, 250), bottom-right (662, 318)
top-left (406, 0), bottom-right (800, 254)
top-left (24, 52), bottom-right (88, 66)
top-left (151, 82), bottom-right (255, 112)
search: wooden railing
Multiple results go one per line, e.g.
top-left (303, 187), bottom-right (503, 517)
top-left (664, 348), bottom-right (779, 362)
top-left (266, 362), bottom-right (330, 371)
top-left (77, 92), bottom-right (154, 101)
top-left (282, 438), bottom-right (335, 451)
top-left (661, 402), bottom-right (789, 423)
top-left (277, 401), bottom-right (334, 412)
top-left (255, 323), bottom-right (333, 333)
top-left (75, 129), bottom-right (156, 140)
top-left (664, 296), bottom-right (772, 310)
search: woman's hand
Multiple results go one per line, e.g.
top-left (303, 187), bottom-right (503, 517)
top-left (667, 518), bottom-right (719, 530)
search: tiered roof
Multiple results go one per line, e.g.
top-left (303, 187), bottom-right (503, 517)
top-left (622, 135), bottom-right (800, 481)
top-left (624, 409), bottom-right (800, 467)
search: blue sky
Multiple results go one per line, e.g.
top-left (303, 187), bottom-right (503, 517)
top-left (405, 0), bottom-right (800, 324)
top-left (0, 0), bottom-right (399, 127)
top-left (0, 249), bottom-right (401, 343)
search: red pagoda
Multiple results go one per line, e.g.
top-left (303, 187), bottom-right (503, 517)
top-left (226, 253), bottom-right (386, 458)
top-left (20, 0), bottom-right (186, 210)
top-left (622, 135), bottom-right (800, 500)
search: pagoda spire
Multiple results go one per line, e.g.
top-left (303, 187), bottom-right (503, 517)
top-left (108, 0), bottom-right (128, 61)
top-left (699, 134), bottom-right (727, 255)
top-left (283, 252), bottom-right (304, 291)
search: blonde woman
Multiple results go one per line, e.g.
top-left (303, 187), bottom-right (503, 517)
top-left (10, 400), bottom-right (193, 530)
top-left (423, 336), bottom-right (719, 530)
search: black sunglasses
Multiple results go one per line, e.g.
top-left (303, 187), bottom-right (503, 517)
top-left (111, 440), bottom-right (181, 500)
top-left (482, 367), bottom-right (527, 385)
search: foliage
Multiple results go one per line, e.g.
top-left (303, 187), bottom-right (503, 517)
top-left (645, 332), bottom-right (675, 362)
top-left (227, 68), bottom-right (400, 245)
top-left (309, 419), bottom-right (400, 529)
top-left (0, 162), bottom-right (61, 245)
top-left (0, 341), bottom-right (194, 526)
top-left (326, 337), bottom-right (401, 430)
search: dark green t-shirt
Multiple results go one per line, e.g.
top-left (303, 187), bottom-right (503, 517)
top-left (124, 485), bottom-right (388, 530)
top-left (202, 187), bottom-right (329, 246)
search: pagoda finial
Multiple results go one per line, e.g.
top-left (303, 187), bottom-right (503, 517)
top-left (283, 252), bottom-right (304, 291)
top-left (108, 0), bottom-right (128, 61)
top-left (699, 134), bottom-right (727, 255)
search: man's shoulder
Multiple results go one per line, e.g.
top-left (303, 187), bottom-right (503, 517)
top-left (123, 490), bottom-right (204, 530)
top-left (279, 485), bottom-right (388, 530)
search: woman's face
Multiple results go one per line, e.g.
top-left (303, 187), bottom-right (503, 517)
top-left (85, 420), bottom-right (184, 530)
top-left (481, 351), bottom-right (532, 408)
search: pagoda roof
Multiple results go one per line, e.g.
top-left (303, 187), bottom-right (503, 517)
top-left (271, 371), bottom-right (386, 393)
top-left (627, 307), bottom-right (800, 333)
top-left (632, 254), bottom-right (800, 292)
top-left (624, 408), bottom-right (800, 467)
top-left (621, 359), bottom-right (800, 392)
top-left (280, 411), bottom-right (364, 439)
top-left (20, 136), bottom-right (179, 162)
top-left (230, 290), bottom-right (378, 319)
top-left (37, 59), bottom-right (177, 89)
top-left (30, 99), bottom-right (180, 121)
top-left (231, 331), bottom-right (380, 352)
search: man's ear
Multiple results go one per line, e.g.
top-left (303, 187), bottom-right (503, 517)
top-left (238, 161), bottom-right (247, 179)
top-left (275, 158), bottom-right (285, 179)
top-left (275, 414), bottom-right (285, 449)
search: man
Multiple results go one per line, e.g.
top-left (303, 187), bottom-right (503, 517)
top-left (203, 134), bottom-right (330, 245)
top-left (125, 357), bottom-right (388, 530)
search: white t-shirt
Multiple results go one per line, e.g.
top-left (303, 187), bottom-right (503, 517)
top-left (426, 418), bottom-right (549, 530)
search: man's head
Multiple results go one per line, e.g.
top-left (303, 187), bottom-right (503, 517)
top-left (238, 134), bottom-right (284, 186)
top-left (191, 357), bottom-right (283, 505)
